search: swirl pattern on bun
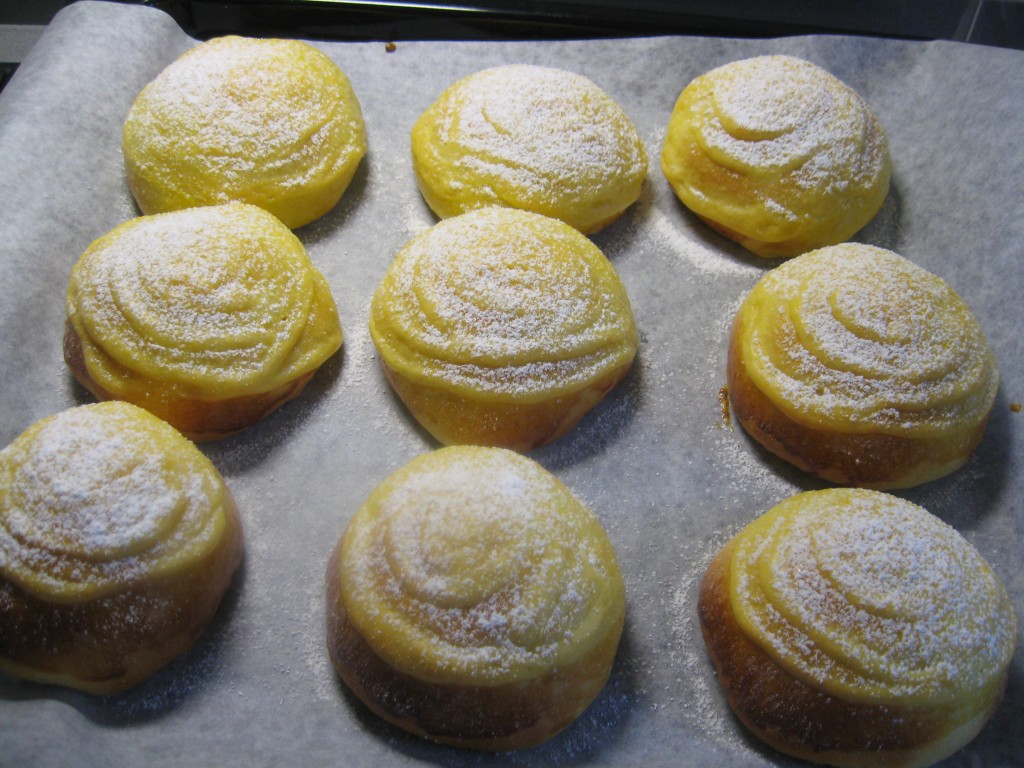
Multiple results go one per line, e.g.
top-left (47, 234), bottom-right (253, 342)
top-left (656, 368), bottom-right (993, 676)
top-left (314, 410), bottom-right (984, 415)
top-left (0, 402), bottom-right (243, 695)
top-left (662, 55), bottom-right (891, 258)
top-left (727, 244), bottom-right (998, 488)
top-left (65, 203), bottom-right (343, 439)
top-left (326, 446), bottom-right (625, 750)
top-left (699, 488), bottom-right (1016, 768)
top-left (370, 207), bottom-right (637, 450)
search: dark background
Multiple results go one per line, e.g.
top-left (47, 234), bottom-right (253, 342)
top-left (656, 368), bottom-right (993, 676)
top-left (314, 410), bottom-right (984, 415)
top-left (2, 1), bottom-right (1022, 97)
top-left (2, 0), bottom-right (1023, 47)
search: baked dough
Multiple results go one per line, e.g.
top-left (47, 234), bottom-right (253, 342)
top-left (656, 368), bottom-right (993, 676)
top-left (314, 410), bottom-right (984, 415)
top-left (65, 203), bottom-right (343, 440)
top-left (369, 206), bottom-right (637, 450)
top-left (661, 55), bottom-right (892, 258)
top-left (698, 488), bottom-right (1017, 768)
top-left (411, 64), bottom-right (647, 233)
top-left (123, 35), bottom-right (366, 229)
top-left (727, 244), bottom-right (998, 488)
top-left (325, 445), bottom-right (625, 750)
top-left (0, 401), bottom-right (243, 695)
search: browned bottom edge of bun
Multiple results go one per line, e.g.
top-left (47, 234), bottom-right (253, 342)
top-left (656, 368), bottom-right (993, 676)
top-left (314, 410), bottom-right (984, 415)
top-left (379, 360), bottom-right (632, 452)
top-left (725, 328), bottom-right (987, 489)
top-left (0, 494), bottom-right (243, 696)
top-left (324, 548), bottom-right (619, 751)
top-left (696, 213), bottom-right (805, 259)
top-left (697, 543), bottom-right (1002, 768)
top-left (64, 320), bottom-right (317, 441)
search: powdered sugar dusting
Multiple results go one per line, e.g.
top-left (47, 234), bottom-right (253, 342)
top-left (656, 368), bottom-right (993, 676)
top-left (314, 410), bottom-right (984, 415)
top-left (413, 64), bottom-right (646, 230)
top-left (446, 65), bottom-right (642, 192)
top-left (730, 489), bottom-right (1017, 702)
top-left (67, 203), bottom-right (341, 396)
top-left (4, 412), bottom-right (178, 558)
top-left (339, 446), bottom-right (623, 684)
top-left (646, 202), bottom-right (760, 278)
top-left (699, 55), bottom-right (887, 198)
top-left (0, 402), bottom-right (224, 600)
top-left (742, 244), bottom-right (998, 435)
top-left (124, 36), bottom-right (365, 202)
top-left (662, 55), bottom-right (891, 253)
top-left (369, 207), bottom-right (637, 397)
top-left (668, 533), bottom-right (737, 743)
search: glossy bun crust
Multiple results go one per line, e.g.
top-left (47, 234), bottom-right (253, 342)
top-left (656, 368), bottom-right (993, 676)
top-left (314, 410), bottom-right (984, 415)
top-left (412, 64), bottom-right (647, 233)
top-left (65, 203), bottom-right (343, 440)
top-left (699, 489), bottom-right (1016, 768)
top-left (325, 446), bottom-right (625, 750)
top-left (123, 35), bottom-right (366, 229)
top-left (661, 55), bottom-right (891, 258)
top-left (727, 244), bottom-right (998, 489)
top-left (0, 402), bottom-right (242, 695)
top-left (370, 207), bottom-right (637, 450)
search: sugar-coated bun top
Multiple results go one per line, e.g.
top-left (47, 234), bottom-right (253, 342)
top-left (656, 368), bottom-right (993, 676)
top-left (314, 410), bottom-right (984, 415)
top-left (726, 488), bottom-right (1016, 706)
top-left (370, 206), bottom-right (637, 401)
top-left (412, 64), bottom-right (647, 233)
top-left (335, 445), bottom-right (625, 685)
top-left (0, 401), bottom-right (233, 602)
top-left (123, 35), bottom-right (366, 228)
top-left (734, 243), bottom-right (997, 438)
top-left (662, 55), bottom-right (891, 258)
top-left (67, 203), bottom-right (343, 403)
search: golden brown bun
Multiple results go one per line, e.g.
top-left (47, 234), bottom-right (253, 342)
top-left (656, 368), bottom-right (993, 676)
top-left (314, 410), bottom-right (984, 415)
top-left (0, 402), bottom-right (243, 695)
top-left (412, 64), bottom-right (647, 234)
top-left (727, 244), bottom-right (998, 489)
top-left (369, 207), bottom-right (637, 451)
top-left (378, 360), bottom-right (628, 452)
top-left (698, 489), bottom-right (1016, 768)
top-left (325, 446), bottom-right (625, 750)
top-left (64, 203), bottom-right (342, 441)
top-left (123, 35), bottom-right (366, 229)
top-left (661, 55), bottom-right (891, 258)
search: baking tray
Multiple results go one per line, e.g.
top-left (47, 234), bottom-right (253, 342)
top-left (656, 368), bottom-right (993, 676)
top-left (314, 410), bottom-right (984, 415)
top-left (0, 2), bottom-right (1021, 765)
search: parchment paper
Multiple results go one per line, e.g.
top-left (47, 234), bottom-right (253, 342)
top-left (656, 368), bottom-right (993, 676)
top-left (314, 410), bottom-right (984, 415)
top-left (0, 2), bottom-right (1021, 766)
